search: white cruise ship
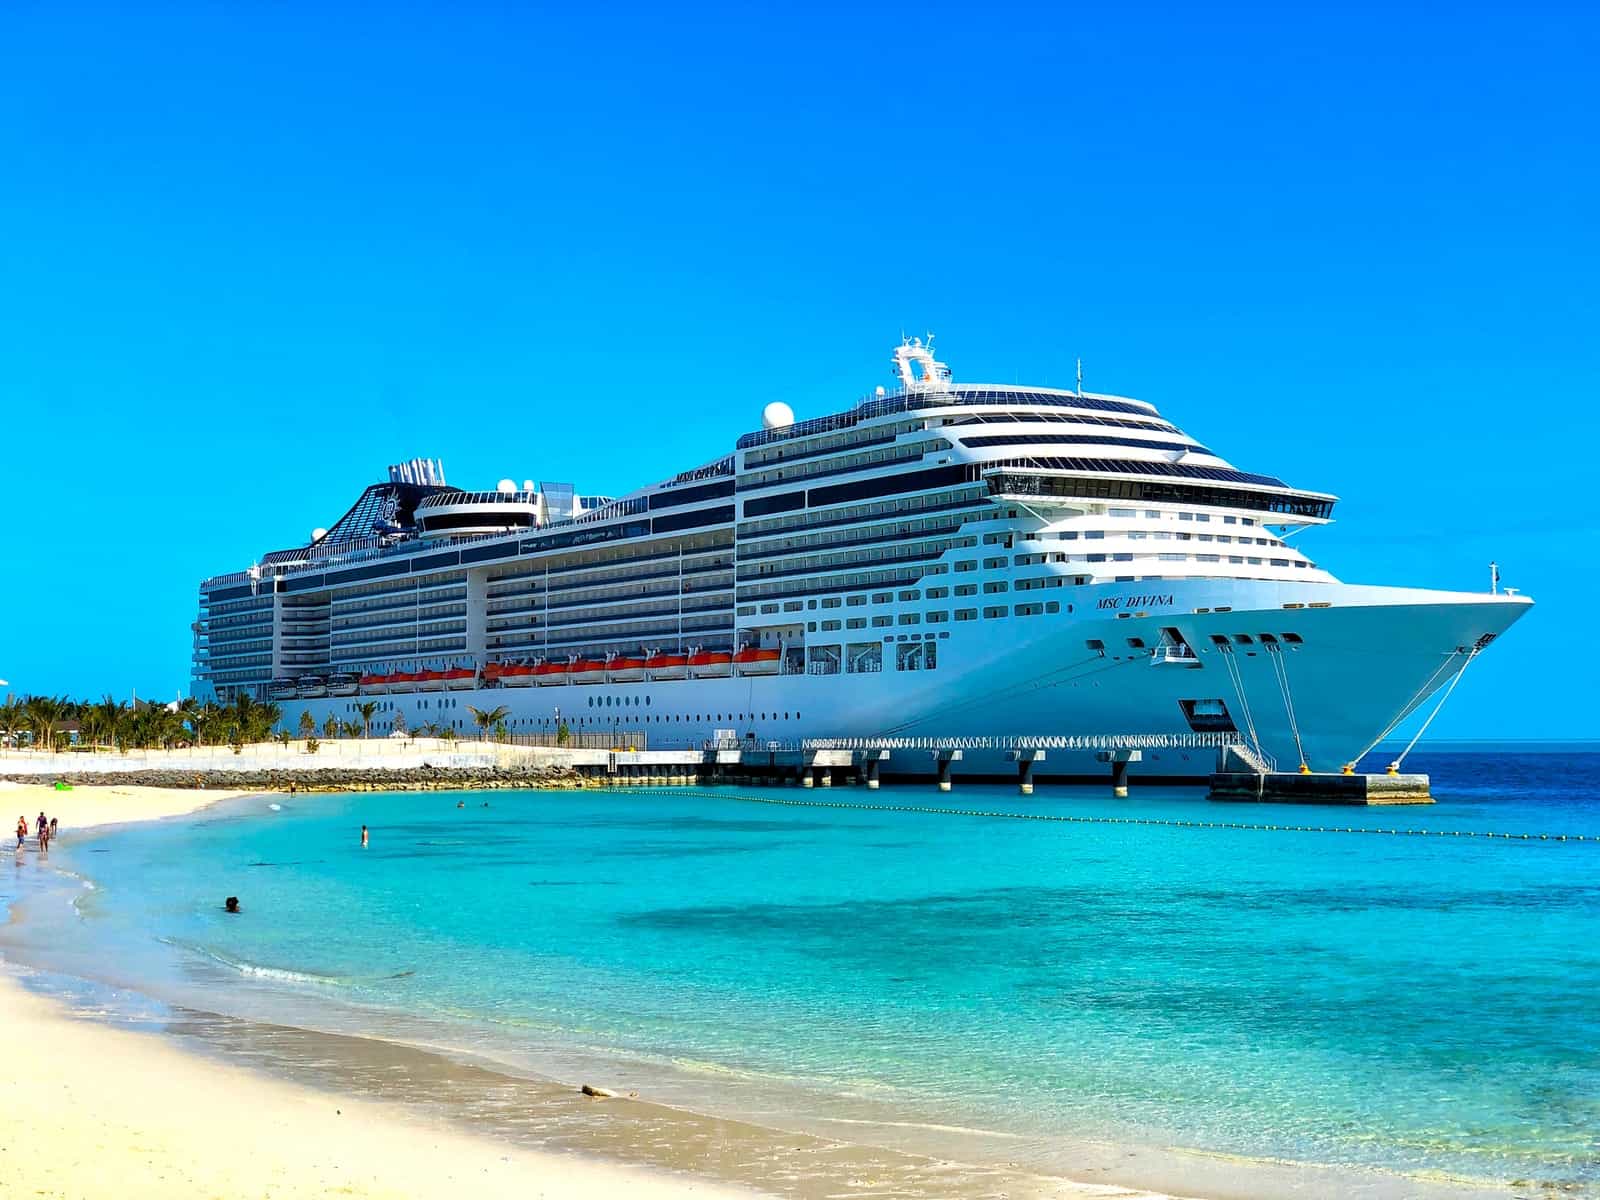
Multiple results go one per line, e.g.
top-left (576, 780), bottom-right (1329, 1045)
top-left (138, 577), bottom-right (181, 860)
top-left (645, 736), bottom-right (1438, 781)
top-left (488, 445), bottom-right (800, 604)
top-left (193, 338), bottom-right (1531, 777)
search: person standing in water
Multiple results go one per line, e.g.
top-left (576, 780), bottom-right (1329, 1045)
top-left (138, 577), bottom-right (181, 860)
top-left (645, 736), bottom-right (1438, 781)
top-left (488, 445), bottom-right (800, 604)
top-left (360, 825), bottom-right (369, 848)
top-left (16, 816), bottom-right (26, 849)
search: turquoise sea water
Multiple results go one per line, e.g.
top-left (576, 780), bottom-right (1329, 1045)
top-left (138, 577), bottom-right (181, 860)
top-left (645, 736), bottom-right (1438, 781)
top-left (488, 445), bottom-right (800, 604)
top-left (5, 751), bottom-right (1599, 1194)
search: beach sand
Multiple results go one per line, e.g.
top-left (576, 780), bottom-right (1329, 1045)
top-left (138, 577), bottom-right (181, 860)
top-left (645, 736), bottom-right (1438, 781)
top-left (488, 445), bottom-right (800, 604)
top-left (0, 970), bottom-right (759, 1199)
top-left (0, 782), bottom-right (753, 1197)
top-left (0, 780), bottom-right (253, 832)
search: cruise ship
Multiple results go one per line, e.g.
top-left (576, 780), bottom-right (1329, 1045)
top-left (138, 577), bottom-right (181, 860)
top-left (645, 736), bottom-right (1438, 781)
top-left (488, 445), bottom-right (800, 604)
top-left (192, 338), bottom-right (1531, 777)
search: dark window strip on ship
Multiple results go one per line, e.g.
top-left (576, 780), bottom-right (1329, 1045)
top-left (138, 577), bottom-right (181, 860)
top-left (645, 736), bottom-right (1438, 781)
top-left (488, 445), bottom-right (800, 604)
top-left (647, 480), bottom-right (736, 510)
top-left (651, 504), bottom-right (735, 534)
top-left (958, 433), bottom-right (1211, 455)
top-left (985, 472), bottom-right (1336, 519)
top-left (807, 463), bottom-right (978, 509)
top-left (944, 411), bottom-right (1182, 435)
top-left (985, 456), bottom-right (1291, 488)
top-left (744, 490), bottom-right (806, 518)
top-left (204, 584), bottom-right (257, 602)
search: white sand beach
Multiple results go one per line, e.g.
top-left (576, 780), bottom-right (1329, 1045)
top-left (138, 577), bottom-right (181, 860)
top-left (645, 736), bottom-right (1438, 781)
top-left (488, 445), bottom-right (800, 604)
top-left (0, 970), bottom-right (759, 1199)
top-left (0, 783), bottom-right (761, 1198)
top-left (0, 781), bottom-right (251, 831)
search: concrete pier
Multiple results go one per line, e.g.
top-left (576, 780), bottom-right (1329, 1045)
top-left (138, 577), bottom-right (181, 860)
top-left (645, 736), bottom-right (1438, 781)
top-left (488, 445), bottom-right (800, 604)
top-left (1210, 771), bottom-right (1433, 805)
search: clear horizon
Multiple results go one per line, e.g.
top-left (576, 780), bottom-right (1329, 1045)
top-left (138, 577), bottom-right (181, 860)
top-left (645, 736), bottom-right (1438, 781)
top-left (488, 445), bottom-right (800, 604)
top-left (2, 2), bottom-right (1596, 737)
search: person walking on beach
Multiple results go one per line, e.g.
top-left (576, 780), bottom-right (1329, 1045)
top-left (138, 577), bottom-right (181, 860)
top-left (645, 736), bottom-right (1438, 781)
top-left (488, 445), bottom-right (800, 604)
top-left (38, 817), bottom-right (50, 854)
top-left (16, 816), bottom-right (27, 849)
top-left (360, 824), bottom-right (369, 848)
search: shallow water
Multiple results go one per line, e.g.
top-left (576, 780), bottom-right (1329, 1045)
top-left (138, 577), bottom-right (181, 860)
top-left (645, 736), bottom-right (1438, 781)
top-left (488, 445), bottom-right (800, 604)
top-left (4, 750), bottom-right (1598, 1195)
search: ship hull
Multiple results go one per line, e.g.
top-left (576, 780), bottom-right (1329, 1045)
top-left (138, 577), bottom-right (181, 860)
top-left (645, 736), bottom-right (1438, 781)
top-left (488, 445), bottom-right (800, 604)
top-left (286, 580), bottom-right (1530, 778)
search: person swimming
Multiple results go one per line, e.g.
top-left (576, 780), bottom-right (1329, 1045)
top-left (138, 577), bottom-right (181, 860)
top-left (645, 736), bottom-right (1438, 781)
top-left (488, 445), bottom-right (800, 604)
top-left (360, 825), bottom-right (369, 848)
top-left (224, 896), bottom-right (241, 913)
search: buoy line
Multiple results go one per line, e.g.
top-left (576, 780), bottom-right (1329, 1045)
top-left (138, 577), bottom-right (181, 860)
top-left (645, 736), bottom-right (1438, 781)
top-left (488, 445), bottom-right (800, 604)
top-left (615, 788), bottom-right (1595, 843)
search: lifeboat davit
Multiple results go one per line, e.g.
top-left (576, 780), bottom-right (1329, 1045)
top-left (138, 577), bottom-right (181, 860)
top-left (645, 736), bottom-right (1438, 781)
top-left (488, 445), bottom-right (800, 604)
top-left (733, 646), bottom-right (782, 675)
top-left (444, 667), bottom-right (475, 689)
top-left (607, 654), bottom-right (647, 681)
top-left (570, 657), bottom-right (607, 683)
top-left (687, 649), bottom-right (733, 678)
top-left (532, 661), bottom-right (568, 686)
top-left (643, 651), bottom-right (688, 680)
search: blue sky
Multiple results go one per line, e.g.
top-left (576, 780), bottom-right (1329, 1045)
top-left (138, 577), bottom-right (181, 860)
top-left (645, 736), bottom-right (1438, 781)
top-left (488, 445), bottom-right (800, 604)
top-left (2, 2), bottom-right (1595, 736)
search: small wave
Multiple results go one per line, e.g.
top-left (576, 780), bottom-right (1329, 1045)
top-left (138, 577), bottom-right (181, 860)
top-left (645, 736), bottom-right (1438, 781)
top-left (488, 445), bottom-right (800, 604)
top-left (161, 939), bottom-right (349, 987)
top-left (815, 1116), bottom-right (1025, 1139)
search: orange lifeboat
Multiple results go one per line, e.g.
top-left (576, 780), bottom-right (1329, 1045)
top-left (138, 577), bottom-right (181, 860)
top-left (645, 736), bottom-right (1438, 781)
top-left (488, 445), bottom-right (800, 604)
top-left (570, 657), bottom-right (607, 683)
top-left (608, 654), bottom-right (647, 681)
top-left (687, 649), bottom-right (733, 678)
top-left (443, 667), bottom-right (475, 689)
top-left (643, 651), bottom-right (688, 680)
top-left (502, 663), bottom-right (537, 687)
top-left (421, 668), bottom-right (447, 689)
top-left (532, 661), bottom-right (568, 685)
top-left (733, 646), bottom-right (781, 675)
top-left (482, 662), bottom-right (506, 683)
top-left (359, 672), bottom-right (386, 692)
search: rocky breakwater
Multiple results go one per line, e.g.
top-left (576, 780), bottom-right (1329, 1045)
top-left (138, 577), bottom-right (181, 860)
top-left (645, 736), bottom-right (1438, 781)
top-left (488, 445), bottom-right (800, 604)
top-left (0, 764), bottom-right (591, 793)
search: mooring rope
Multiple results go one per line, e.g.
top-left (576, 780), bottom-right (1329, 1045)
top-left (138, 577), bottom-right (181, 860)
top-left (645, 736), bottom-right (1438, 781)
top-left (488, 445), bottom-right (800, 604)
top-left (1390, 649), bottom-right (1479, 772)
top-left (614, 788), bottom-right (1594, 844)
top-left (1217, 646), bottom-right (1269, 769)
top-left (1347, 651), bottom-right (1462, 770)
top-left (1266, 644), bottom-right (1308, 770)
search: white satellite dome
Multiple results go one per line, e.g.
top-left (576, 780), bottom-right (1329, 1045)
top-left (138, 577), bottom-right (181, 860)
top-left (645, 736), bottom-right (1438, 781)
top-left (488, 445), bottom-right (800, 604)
top-left (761, 401), bottom-right (795, 431)
top-left (496, 478), bottom-right (517, 494)
top-left (311, 527), bottom-right (328, 542)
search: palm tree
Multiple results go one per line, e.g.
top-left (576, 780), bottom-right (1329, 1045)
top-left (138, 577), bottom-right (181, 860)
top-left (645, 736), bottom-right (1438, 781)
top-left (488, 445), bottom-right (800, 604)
top-left (81, 695), bottom-right (125, 753)
top-left (339, 718), bottom-right (362, 739)
top-left (356, 701), bottom-right (379, 738)
top-left (467, 705), bottom-right (509, 742)
top-left (322, 713), bottom-right (338, 739)
top-left (23, 695), bottom-right (65, 752)
top-left (297, 710), bottom-right (315, 739)
top-left (0, 696), bottom-right (27, 748)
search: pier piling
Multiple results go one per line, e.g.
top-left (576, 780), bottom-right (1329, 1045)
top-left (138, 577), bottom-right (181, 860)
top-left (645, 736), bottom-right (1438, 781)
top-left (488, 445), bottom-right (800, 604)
top-left (1097, 749), bottom-right (1142, 798)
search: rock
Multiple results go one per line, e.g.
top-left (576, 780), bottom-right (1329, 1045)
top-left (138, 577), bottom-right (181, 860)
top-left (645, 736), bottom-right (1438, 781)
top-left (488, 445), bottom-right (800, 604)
top-left (580, 1084), bottom-right (615, 1098)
